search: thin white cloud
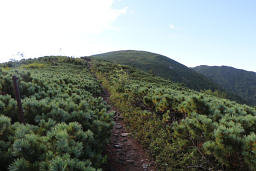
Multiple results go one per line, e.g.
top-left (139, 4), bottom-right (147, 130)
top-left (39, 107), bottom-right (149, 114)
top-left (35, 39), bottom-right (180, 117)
top-left (0, 0), bottom-right (127, 62)
top-left (106, 25), bottom-right (121, 32)
top-left (169, 24), bottom-right (175, 30)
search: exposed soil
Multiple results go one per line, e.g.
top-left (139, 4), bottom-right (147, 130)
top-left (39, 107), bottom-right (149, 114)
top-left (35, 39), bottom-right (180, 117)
top-left (86, 60), bottom-right (156, 171)
top-left (102, 88), bottom-right (156, 171)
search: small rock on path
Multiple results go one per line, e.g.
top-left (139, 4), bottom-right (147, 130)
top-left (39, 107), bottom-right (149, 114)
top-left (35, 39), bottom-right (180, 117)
top-left (101, 88), bottom-right (156, 171)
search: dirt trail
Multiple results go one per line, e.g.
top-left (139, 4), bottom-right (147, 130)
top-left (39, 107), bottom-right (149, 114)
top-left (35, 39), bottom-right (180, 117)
top-left (86, 59), bottom-right (156, 171)
top-left (102, 88), bottom-right (156, 171)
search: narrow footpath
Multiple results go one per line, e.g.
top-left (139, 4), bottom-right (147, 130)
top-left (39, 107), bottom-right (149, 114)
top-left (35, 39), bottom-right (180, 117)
top-left (86, 59), bottom-right (156, 171)
top-left (102, 88), bottom-right (156, 171)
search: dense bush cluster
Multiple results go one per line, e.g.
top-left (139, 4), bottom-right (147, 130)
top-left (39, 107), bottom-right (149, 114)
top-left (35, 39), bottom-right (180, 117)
top-left (0, 57), bottom-right (113, 170)
top-left (92, 60), bottom-right (256, 170)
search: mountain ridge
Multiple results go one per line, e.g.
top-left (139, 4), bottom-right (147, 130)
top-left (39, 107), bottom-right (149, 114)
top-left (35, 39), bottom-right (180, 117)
top-left (90, 50), bottom-right (220, 91)
top-left (194, 65), bottom-right (256, 73)
top-left (193, 65), bottom-right (256, 105)
top-left (90, 50), bottom-right (248, 104)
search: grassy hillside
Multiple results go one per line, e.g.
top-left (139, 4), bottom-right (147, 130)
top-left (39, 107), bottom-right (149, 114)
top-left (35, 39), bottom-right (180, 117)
top-left (194, 65), bottom-right (256, 105)
top-left (91, 50), bottom-right (219, 91)
top-left (92, 59), bottom-right (256, 170)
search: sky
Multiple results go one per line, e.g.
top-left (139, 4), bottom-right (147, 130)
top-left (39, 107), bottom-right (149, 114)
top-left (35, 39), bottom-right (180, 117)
top-left (0, 0), bottom-right (255, 72)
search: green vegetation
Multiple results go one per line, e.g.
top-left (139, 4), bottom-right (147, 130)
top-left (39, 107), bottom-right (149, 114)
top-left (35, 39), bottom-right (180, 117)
top-left (22, 63), bottom-right (46, 69)
top-left (0, 57), bottom-right (113, 170)
top-left (92, 59), bottom-right (256, 170)
top-left (91, 50), bottom-right (247, 105)
top-left (91, 50), bottom-right (219, 91)
top-left (1, 55), bottom-right (256, 171)
top-left (194, 65), bottom-right (256, 105)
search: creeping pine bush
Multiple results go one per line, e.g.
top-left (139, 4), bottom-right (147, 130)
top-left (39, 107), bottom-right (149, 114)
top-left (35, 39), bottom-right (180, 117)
top-left (92, 60), bottom-right (256, 170)
top-left (0, 57), bottom-right (113, 170)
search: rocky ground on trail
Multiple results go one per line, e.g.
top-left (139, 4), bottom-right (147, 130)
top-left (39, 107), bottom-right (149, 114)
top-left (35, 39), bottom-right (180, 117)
top-left (87, 61), bottom-right (156, 171)
top-left (102, 90), bottom-right (156, 171)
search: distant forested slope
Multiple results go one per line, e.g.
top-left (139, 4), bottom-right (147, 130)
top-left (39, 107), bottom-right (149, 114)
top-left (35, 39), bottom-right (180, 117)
top-left (194, 65), bottom-right (256, 105)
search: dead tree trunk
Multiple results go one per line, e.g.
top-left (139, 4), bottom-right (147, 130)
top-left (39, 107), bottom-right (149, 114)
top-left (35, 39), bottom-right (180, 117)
top-left (12, 75), bottom-right (25, 123)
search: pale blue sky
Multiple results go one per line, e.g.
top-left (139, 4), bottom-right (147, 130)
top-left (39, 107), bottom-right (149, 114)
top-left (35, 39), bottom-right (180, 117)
top-left (0, 0), bottom-right (255, 71)
top-left (109, 0), bottom-right (256, 71)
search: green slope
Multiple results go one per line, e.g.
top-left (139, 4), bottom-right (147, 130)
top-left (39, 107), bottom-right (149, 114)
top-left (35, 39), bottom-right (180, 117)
top-left (194, 65), bottom-right (256, 105)
top-left (0, 57), bottom-right (113, 170)
top-left (92, 59), bottom-right (256, 170)
top-left (90, 50), bottom-right (219, 91)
